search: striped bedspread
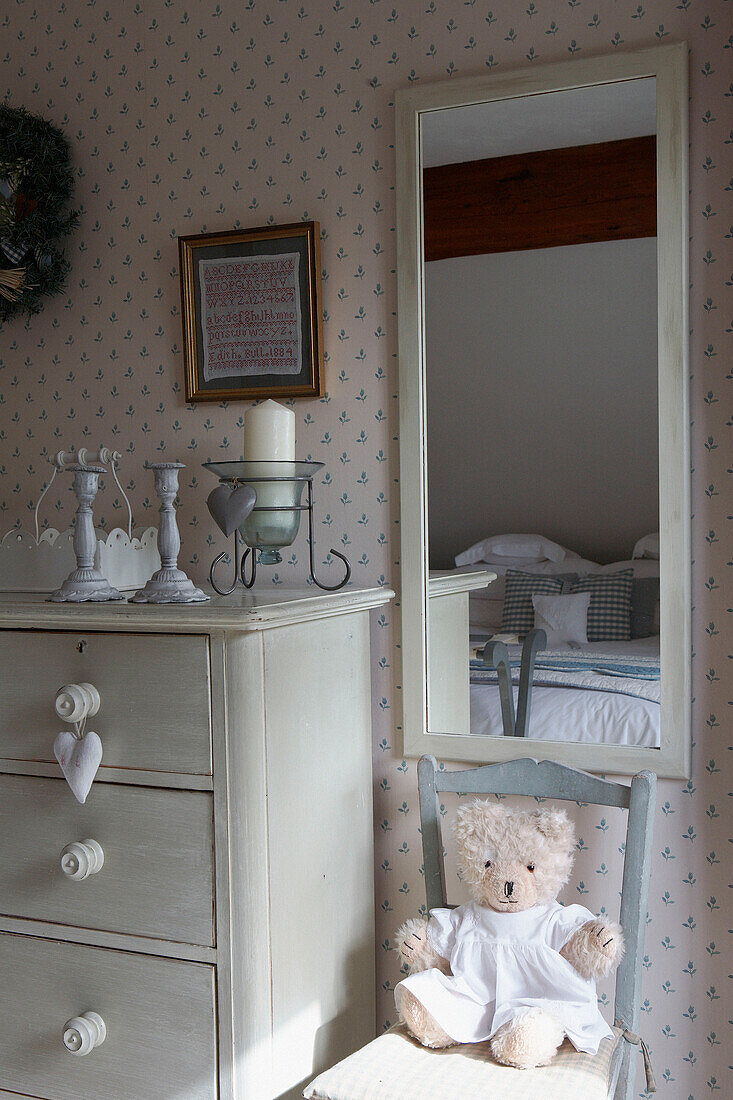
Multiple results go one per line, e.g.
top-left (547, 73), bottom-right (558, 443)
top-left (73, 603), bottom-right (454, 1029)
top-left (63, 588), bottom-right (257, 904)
top-left (470, 650), bottom-right (661, 704)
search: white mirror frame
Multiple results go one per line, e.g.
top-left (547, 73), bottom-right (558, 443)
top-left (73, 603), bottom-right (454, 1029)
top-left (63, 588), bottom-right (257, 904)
top-left (396, 43), bottom-right (690, 778)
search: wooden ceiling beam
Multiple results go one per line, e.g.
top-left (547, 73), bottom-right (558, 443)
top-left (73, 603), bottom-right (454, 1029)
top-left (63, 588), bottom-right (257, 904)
top-left (423, 135), bottom-right (657, 261)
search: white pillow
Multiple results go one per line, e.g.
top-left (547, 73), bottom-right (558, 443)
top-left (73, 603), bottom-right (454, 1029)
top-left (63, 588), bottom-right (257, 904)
top-left (467, 557), bottom-right (601, 604)
top-left (468, 597), bottom-right (504, 633)
top-left (455, 534), bottom-right (571, 567)
top-left (598, 558), bottom-right (659, 578)
top-left (467, 553), bottom-right (556, 569)
top-left (632, 532), bottom-right (660, 559)
top-left (532, 592), bottom-right (590, 646)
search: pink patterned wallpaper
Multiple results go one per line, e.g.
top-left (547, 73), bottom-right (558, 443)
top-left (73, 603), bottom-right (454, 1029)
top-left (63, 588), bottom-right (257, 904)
top-left (1, 1), bottom-right (730, 1094)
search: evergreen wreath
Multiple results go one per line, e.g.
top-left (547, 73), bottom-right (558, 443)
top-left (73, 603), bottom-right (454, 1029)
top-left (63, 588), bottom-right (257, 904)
top-left (0, 103), bottom-right (79, 323)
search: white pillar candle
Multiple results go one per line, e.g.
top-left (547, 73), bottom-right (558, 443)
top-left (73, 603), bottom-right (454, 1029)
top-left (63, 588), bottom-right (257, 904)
top-left (242, 400), bottom-right (297, 551)
top-left (243, 399), bottom-right (296, 462)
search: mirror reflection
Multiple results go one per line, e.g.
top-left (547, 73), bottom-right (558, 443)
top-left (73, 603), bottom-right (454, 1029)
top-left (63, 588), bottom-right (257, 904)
top-left (424, 79), bottom-right (662, 749)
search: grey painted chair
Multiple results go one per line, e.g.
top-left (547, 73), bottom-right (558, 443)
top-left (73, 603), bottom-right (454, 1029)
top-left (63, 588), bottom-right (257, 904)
top-left (418, 755), bottom-right (657, 1099)
top-left (482, 627), bottom-right (547, 736)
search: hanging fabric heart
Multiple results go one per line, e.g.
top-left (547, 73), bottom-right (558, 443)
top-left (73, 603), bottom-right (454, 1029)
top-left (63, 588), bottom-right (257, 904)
top-left (54, 729), bottom-right (103, 804)
top-left (207, 483), bottom-right (257, 537)
top-left (1, 239), bottom-right (28, 265)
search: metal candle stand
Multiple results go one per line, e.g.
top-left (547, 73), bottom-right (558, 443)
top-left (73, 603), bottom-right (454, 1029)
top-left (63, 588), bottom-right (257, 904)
top-left (131, 463), bottom-right (209, 604)
top-left (205, 462), bottom-right (351, 595)
top-left (49, 466), bottom-right (124, 603)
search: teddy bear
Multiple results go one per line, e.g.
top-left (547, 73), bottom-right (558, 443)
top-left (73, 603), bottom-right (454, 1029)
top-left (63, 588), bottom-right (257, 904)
top-left (394, 801), bottom-right (623, 1070)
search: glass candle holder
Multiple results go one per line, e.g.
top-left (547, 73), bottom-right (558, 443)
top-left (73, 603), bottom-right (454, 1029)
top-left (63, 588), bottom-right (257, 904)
top-left (204, 460), bottom-right (321, 562)
top-left (204, 460), bottom-right (351, 593)
top-left (236, 462), bottom-right (311, 563)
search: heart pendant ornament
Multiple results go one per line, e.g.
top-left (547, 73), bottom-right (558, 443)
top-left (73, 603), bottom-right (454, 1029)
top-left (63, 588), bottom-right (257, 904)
top-left (54, 729), bottom-right (103, 804)
top-left (207, 483), bottom-right (257, 538)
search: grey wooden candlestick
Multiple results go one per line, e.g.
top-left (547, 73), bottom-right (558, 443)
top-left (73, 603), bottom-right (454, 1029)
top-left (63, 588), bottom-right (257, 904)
top-left (49, 466), bottom-right (124, 603)
top-left (131, 463), bottom-right (209, 604)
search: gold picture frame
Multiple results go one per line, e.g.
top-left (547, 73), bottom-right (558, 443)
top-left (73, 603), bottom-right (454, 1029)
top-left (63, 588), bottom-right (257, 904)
top-left (179, 221), bottom-right (325, 403)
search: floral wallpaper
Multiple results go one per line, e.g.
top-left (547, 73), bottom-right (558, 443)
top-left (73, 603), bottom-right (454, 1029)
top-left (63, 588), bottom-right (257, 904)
top-left (1, 0), bottom-right (730, 1095)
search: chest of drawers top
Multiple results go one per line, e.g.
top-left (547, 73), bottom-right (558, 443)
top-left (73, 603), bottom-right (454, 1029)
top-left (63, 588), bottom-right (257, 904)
top-left (0, 585), bottom-right (390, 633)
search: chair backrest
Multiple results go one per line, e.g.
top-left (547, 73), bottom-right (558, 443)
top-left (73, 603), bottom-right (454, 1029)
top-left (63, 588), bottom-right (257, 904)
top-left (482, 628), bottom-right (547, 737)
top-left (417, 755), bottom-right (656, 1099)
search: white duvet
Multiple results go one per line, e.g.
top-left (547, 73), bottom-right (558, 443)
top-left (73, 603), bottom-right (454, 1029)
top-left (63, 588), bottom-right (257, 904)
top-left (469, 637), bottom-right (660, 748)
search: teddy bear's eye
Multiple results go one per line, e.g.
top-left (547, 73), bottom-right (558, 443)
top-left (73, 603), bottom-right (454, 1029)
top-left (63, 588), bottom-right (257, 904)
top-left (484, 860), bottom-right (492, 869)
top-left (527, 863), bottom-right (535, 872)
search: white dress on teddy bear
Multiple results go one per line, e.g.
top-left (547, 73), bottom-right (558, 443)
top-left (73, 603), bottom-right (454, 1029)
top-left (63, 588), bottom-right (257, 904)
top-left (395, 899), bottom-right (613, 1053)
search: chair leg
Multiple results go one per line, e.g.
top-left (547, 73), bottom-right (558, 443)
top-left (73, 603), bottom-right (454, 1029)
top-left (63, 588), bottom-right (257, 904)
top-left (612, 1043), bottom-right (635, 1100)
top-left (482, 640), bottom-right (515, 735)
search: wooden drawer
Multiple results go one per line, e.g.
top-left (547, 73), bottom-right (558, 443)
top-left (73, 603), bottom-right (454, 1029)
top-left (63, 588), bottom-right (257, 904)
top-left (0, 933), bottom-right (217, 1100)
top-left (0, 775), bottom-right (215, 947)
top-left (0, 629), bottom-right (212, 776)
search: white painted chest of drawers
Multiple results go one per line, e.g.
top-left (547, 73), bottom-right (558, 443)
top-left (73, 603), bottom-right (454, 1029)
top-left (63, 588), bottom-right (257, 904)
top-left (0, 586), bottom-right (392, 1100)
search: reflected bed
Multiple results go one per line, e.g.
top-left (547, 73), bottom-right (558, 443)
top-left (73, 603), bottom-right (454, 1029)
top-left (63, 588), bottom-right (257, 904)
top-left (468, 637), bottom-right (660, 748)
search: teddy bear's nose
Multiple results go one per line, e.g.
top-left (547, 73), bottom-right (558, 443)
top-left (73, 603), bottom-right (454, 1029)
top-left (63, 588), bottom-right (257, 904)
top-left (504, 881), bottom-right (514, 897)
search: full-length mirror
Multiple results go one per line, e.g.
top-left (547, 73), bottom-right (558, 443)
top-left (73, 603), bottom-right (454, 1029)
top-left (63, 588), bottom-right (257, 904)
top-left (397, 45), bottom-right (689, 776)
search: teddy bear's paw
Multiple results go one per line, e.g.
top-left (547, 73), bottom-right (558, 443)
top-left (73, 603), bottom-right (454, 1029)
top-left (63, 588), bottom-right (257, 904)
top-left (561, 919), bottom-right (625, 980)
top-left (587, 919), bottom-right (624, 956)
top-left (395, 918), bottom-right (429, 967)
top-left (394, 918), bottom-right (450, 974)
top-left (490, 1008), bottom-right (565, 1069)
top-left (397, 988), bottom-right (457, 1050)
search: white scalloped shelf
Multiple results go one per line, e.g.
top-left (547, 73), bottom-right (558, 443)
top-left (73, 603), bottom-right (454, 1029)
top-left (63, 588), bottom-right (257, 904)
top-left (0, 526), bottom-right (160, 593)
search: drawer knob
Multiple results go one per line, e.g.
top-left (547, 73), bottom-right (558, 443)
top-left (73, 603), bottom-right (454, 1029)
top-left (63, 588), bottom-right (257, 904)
top-left (60, 839), bottom-right (105, 881)
top-left (63, 1011), bottom-right (107, 1056)
top-left (55, 682), bottom-right (101, 724)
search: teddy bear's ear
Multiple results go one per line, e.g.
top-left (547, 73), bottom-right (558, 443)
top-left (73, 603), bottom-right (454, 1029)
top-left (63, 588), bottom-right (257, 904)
top-left (533, 807), bottom-right (576, 849)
